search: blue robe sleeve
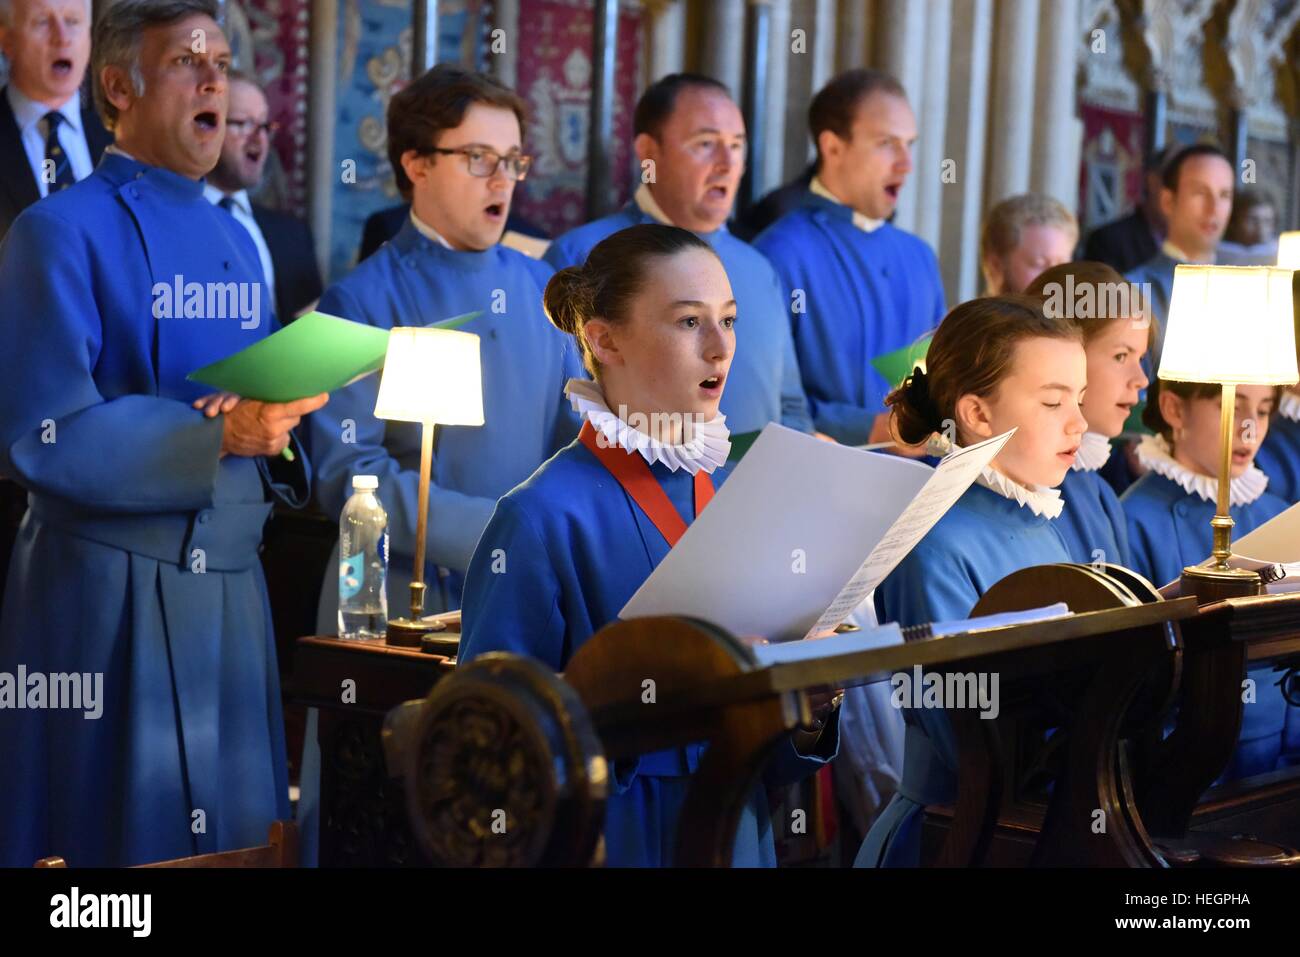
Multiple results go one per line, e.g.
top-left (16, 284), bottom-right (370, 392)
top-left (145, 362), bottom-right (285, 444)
top-left (1123, 506), bottom-right (1163, 585)
top-left (1099, 478), bottom-right (1133, 569)
top-left (459, 496), bottom-right (566, 669)
top-left (307, 283), bottom-right (499, 573)
top-left (0, 207), bottom-right (226, 511)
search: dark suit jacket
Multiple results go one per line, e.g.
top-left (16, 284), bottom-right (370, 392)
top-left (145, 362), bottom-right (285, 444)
top-left (252, 203), bottom-right (324, 323)
top-left (1082, 206), bottom-right (1160, 276)
top-left (733, 163), bottom-right (817, 242)
top-left (356, 202), bottom-right (549, 262)
top-left (0, 86), bottom-right (111, 243)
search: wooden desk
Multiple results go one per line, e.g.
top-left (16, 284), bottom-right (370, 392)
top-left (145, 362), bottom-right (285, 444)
top-left (292, 636), bottom-right (455, 866)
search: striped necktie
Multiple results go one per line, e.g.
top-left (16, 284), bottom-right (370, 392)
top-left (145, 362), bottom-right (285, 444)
top-left (42, 111), bottom-right (76, 192)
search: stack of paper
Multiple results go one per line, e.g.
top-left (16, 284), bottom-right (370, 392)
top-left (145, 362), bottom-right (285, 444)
top-left (620, 423), bottom-right (1014, 643)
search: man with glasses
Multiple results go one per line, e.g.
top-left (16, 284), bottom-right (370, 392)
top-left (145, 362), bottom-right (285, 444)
top-left (546, 73), bottom-right (813, 436)
top-left (205, 69), bottom-right (322, 322)
top-left (297, 63), bottom-right (581, 863)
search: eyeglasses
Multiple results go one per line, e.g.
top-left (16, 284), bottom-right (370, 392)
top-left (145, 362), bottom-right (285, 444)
top-left (226, 118), bottom-right (280, 137)
top-left (428, 146), bottom-right (532, 182)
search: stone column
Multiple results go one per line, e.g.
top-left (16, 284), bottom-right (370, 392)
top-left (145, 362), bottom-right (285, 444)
top-left (873, 0), bottom-right (928, 232)
top-left (646, 0), bottom-right (686, 82)
top-left (985, 0), bottom-right (1039, 203)
top-left (914, 0), bottom-right (952, 249)
top-left (1029, 0), bottom-right (1082, 209)
top-left (939, 0), bottom-right (994, 303)
top-left (703, 0), bottom-right (747, 97)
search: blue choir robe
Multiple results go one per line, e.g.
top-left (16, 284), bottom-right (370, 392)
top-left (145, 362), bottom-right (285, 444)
top-left (1254, 412), bottom-right (1300, 504)
top-left (305, 219), bottom-right (583, 622)
top-left (0, 153), bottom-right (306, 866)
top-left (856, 484), bottom-right (1071, 867)
top-left (753, 193), bottom-right (946, 445)
top-left (459, 437), bottom-right (838, 866)
top-left (1055, 464), bottom-right (1132, 568)
top-left (1121, 472), bottom-right (1295, 777)
top-left (543, 199), bottom-right (814, 436)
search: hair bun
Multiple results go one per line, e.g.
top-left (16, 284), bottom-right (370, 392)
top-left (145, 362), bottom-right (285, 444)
top-left (543, 265), bottom-right (594, 337)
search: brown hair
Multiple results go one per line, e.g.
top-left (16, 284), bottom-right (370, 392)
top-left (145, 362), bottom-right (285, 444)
top-left (634, 73), bottom-right (733, 140)
top-left (1025, 260), bottom-right (1161, 350)
top-left (386, 64), bottom-right (527, 201)
top-left (1142, 379), bottom-right (1282, 448)
top-left (980, 193), bottom-right (1079, 262)
top-left (543, 224), bottom-right (717, 377)
top-left (887, 295), bottom-right (1083, 446)
top-left (809, 69), bottom-right (907, 168)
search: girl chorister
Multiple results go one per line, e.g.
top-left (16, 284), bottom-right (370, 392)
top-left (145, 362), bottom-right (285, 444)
top-left (1253, 383), bottom-right (1300, 504)
top-left (458, 224), bottom-right (837, 867)
top-left (1122, 380), bottom-right (1297, 777)
top-left (856, 296), bottom-right (1087, 868)
top-left (1025, 261), bottom-right (1152, 569)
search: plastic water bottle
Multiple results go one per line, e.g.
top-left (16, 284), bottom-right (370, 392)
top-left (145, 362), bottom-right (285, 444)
top-left (338, 475), bottom-right (388, 640)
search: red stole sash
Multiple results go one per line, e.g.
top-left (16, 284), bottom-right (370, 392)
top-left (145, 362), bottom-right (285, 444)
top-left (578, 421), bottom-right (714, 547)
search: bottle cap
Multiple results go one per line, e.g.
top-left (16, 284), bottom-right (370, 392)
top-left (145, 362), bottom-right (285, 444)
top-left (352, 475), bottom-right (379, 490)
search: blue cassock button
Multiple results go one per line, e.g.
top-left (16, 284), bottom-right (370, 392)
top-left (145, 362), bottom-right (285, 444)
top-left (198, 511), bottom-right (211, 525)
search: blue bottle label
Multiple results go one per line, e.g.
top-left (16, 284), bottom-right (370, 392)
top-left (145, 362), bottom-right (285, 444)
top-left (339, 551), bottom-right (364, 601)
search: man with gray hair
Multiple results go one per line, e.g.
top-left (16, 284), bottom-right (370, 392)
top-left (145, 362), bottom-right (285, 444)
top-left (979, 193), bottom-right (1078, 295)
top-left (0, 0), bottom-right (326, 866)
top-left (0, 0), bottom-right (109, 239)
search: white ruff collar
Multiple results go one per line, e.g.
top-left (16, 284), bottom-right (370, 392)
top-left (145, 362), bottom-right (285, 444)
top-left (566, 378), bottom-right (730, 475)
top-left (1071, 432), bottom-right (1113, 472)
top-left (1278, 392), bottom-right (1300, 424)
top-left (1135, 434), bottom-right (1268, 506)
top-left (929, 435), bottom-right (1063, 518)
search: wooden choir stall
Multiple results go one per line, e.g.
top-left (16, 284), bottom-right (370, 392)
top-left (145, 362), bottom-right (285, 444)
top-left (301, 562), bottom-right (1300, 867)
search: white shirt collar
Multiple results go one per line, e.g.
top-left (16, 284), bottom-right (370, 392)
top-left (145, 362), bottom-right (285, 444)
top-left (203, 183), bottom-right (252, 217)
top-left (809, 175), bottom-right (884, 232)
top-left (566, 378), bottom-right (730, 475)
top-left (633, 183), bottom-right (675, 226)
top-left (927, 434), bottom-right (1064, 518)
top-left (104, 144), bottom-right (138, 162)
top-left (409, 209), bottom-right (455, 249)
top-left (1071, 431), bottom-right (1113, 472)
top-left (6, 85), bottom-right (82, 137)
top-left (1135, 434), bottom-right (1268, 506)
top-left (1278, 391), bottom-right (1300, 424)
top-left (1161, 239), bottom-right (1215, 265)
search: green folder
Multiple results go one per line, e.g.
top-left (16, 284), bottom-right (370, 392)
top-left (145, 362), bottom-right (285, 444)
top-left (870, 335), bottom-right (933, 389)
top-left (727, 430), bottom-right (761, 464)
top-left (187, 310), bottom-right (480, 403)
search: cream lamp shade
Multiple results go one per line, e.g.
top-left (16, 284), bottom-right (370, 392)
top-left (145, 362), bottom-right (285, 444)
top-left (373, 327), bottom-right (486, 425)
top-left (1277, 232), bottom-right (1300, 270)
top-left (1157, 264), bottom-right (1298, 386)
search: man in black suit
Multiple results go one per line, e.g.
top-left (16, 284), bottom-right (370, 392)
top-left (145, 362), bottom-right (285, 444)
top-left (0, 0), bottom-right (110, 242)
top-left (205, 69), bottom-right (322, 323)
top-left (0, 0), bottom-right (109, 602)
top-left (1082, 146), bottom-right (1170, 275)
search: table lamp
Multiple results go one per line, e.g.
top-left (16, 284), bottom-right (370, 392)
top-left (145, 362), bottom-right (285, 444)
top-left (1277, 232), bottom-right (1300, 270)
top-left (373, 327), bottom-right (484, 646)
top-left (1159, 264), bottom-right (1298, 603)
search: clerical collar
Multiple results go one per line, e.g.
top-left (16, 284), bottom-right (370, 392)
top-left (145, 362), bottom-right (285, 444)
top-left (1161, 240), bottom-right (1215, 265)
top-left (203, 183), bottom-right (251, 217)
top-left (927, 434), bottom-right (1064, 518)
top-left (1071, 432), bottom-right (1113, 472)
top-left (1278, 391), bottom-right (1300, 423)
top-left (566, 378), bottom-right (730, 475)
top-left (809, 176), bottom-right (884, 232)
top-left (410, 210), bottom-right (455, 249)
top-left (1135, 434), bottom-right (1268, 506)
top-left (633, 184), bottom-right (674, 226)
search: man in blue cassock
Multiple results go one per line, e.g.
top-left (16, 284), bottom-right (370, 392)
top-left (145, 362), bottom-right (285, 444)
top-left (297, 64), bottom-right (580, 863)
top-left (754, 70), bottom-right (945, 447)
top-left (0, 0), bottom-right (326, 867)
top-left (1124, 143), bottom-right (1234, 358)
top-left (544, 73), bottom-right (813, 437)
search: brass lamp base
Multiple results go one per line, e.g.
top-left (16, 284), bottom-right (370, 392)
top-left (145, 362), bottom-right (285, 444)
top-left (1179, 564), bottom-right (1263, 606)
top-left (386, 615), bottom-right (447, 648)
